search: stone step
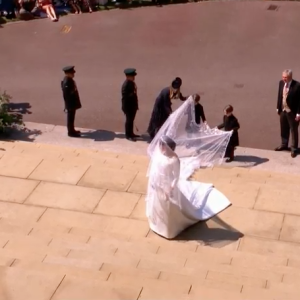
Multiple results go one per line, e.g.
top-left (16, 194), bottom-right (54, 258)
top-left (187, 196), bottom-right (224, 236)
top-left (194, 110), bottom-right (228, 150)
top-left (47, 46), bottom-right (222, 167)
top-left (266, 280), bottom-right (299, 294)
top-left (4, 221), bottom-right (288, 289)
top-left (135, 234), bottom-right (300, 275)
top-left (3, 217), bottom-right (300, 277)
top-left (0, 236), bottom-right (69, 262)
top-left (11, 259), bottom-right (110, 280)
top-left (0, 265), bottom-right (140, 300)
top-left (0, 222), bottom-right (297, 298)
top-left (108, 272), bottom-right (191, 298)
top-left (2, 228), bottom-right (300, 298)
top-left (102, 269), bottom-right (299, 300)
top-left (2, 144), bottom-right (300, 201)
top-left (57, 245), bottom-right (284, 285)
top-left (241, 285), bottom-right (298, 300)
top-left (5, 257), bottom-right (299, 300)
top-left (51, 273), bottom-right (142, 300)
top-left (0, 140), bottom-right (149, 164)
top-left (2, 141), bottom-right (300, 192)
top-left (187, 285), bottom-right (298, 300)
top-left (0, 265), bottom-right (66, 300)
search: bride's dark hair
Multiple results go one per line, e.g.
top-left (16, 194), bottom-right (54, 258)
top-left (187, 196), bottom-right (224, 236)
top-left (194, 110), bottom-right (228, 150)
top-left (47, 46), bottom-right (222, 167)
top-left (160, 135), bottom-right (176, 151)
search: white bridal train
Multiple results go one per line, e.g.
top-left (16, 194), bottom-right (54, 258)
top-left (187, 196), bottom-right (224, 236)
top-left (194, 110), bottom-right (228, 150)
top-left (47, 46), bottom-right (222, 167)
top-left (145, 97), bottom-right (233, 239)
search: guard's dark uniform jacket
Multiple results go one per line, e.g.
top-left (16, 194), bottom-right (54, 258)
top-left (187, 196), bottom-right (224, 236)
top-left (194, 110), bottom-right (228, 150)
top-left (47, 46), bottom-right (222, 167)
top-left (121, 79), bottom-right (139, 114)
top-left (61, 76), bottom-right (82, 111)
top-left (61, 76), bottom-right (82, 136)
top-left (121, 79), bottom-right (139, 138)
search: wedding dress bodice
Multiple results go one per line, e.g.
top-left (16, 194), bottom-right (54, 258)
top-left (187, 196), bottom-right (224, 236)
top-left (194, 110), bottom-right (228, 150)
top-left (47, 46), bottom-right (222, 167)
top-left (149, 151), bottom-right (180, 193)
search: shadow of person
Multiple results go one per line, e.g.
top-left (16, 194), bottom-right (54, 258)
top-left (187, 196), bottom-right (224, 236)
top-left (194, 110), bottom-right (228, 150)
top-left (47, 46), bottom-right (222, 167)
top-left (175, 215), bottom-right (243, 249)
top-left (233, 155), bottom-right (269, 167)
top-left (80, 130), bottom-right (150, 142)
top-left (7, 102), bottom-right (32, 114)
top-left (79, 130), bottom-right (120, 142)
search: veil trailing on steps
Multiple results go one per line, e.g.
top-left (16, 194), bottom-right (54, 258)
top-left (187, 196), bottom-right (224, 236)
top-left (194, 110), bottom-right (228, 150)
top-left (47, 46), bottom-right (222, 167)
top-left (147, 96), bottom-right (233, 179)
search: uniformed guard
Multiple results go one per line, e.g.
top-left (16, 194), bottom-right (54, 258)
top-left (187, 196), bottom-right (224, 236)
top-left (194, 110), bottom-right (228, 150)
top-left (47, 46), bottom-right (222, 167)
top-left (121, 68), bottom-right (139, 142)
top-left (61, 66), bottom-right (82, 137)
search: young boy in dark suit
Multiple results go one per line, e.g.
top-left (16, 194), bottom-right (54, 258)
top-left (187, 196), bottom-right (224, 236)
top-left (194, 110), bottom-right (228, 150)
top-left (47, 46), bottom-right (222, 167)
top-left (193, 94), bottom-right (207, 125)
top-left (217, 105), bottom-right (240, 163)
top-left (185, 93), bottom-right (207, 137)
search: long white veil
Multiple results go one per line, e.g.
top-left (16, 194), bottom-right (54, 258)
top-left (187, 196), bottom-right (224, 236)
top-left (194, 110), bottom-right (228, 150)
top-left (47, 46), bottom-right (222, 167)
top-left (147, 96), bottom-right (232, 179)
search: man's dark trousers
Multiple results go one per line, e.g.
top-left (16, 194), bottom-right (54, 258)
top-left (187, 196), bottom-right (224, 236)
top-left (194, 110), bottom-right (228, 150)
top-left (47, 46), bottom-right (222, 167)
top-left (125, 110), bottom-right (137, 138)
top-left (280, 111), bottom-right (299, 151)
top-left (67, 109), bottom-right (76, 134)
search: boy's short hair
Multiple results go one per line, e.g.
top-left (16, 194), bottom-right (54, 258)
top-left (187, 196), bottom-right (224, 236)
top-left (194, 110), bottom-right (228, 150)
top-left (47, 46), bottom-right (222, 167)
top-left (193, 94), bottom-right (200, 102)
top-left (224, 105), bottom-right (233, 113)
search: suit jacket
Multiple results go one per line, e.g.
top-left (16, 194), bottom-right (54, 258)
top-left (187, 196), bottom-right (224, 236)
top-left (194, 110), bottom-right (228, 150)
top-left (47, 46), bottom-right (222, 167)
top-left (61, 76), bottom-right (82, 111)
top-left (194, 103), bottom-right (206, 124)
top-left (218, 114), bottom-right (240, 147)
top-left (277, 79), bottom-right (300, 115)
top-left (121, 79), bottom-right (138, 113)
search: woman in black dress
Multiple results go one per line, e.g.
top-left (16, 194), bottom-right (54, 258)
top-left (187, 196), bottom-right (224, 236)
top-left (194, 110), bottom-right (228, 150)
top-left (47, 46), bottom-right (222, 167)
top-left (147, 77), bottom-right (187, 140)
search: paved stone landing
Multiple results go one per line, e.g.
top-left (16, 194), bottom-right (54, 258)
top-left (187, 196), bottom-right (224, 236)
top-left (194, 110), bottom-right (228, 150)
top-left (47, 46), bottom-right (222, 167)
top-left (9, 121), bottom-right (300, 176)
top-left (0, 140), bottom-right (299, 299)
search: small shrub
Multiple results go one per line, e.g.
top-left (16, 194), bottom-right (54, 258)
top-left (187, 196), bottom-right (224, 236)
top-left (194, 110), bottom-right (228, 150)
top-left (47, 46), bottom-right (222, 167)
top-left (0, 90), bottom-right (24, 133)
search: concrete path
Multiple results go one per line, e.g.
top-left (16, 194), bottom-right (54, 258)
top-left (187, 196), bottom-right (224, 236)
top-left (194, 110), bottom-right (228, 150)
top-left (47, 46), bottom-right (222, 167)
top-left (0, 138), bottom-right (299, 299)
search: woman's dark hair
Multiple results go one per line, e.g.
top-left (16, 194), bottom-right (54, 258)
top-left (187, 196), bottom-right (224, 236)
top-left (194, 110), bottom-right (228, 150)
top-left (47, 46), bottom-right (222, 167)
top-left (160, 135), bottom-right (176, 151)
top-left (224, 105), bottom-right (233, 113)
top-left (171, 77), bottom-right (182, 90)
top-left (171, 79), bottom-right (181, 90)
top-left (175, 77), bottom-right (182, 86)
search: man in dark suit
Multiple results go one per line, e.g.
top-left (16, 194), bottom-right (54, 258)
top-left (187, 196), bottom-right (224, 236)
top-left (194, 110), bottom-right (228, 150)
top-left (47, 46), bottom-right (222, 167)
top-left (121, 68), bottom-right (139, 142)
top-left (61, 66), bottom-right (82, 138)
top-left (275, 69), bottom-right (300, 158)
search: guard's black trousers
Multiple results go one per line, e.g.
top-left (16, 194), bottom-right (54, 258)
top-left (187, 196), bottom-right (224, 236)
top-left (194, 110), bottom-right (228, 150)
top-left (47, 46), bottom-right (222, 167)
top-left (124, 110), bottom-right (137, 138)
top-left (280, 111), bottom-right (299, 151)
top-left (67, 109), bottom-right (76, 134)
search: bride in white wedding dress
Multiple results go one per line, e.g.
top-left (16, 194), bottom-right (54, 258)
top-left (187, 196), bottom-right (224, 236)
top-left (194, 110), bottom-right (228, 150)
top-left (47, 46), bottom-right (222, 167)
top-left (146, 96), bottom-right (233, 239)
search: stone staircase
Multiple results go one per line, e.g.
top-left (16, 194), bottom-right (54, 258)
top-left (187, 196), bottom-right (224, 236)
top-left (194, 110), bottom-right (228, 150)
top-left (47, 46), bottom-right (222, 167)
top-left (0, 140), bottom-right (299, 299)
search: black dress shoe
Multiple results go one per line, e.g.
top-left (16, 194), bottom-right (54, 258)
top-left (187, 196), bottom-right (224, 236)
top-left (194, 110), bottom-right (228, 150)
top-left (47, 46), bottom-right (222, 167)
top-left (291, 152), bottom-right (297, 158)
top-left (225, 158), bottom-right (233, 163)
top-left (126, 137), bottom-right (136, 142)
top-left (68, 132), bottom-right (81, 137)
top-left (275, 146), bottom-right (289, 151)
top-left (132, 134), bottom-right (141, 138)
